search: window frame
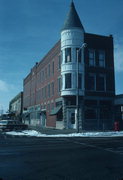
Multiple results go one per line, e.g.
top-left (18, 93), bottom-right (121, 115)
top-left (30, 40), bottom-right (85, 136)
top-left (88, 73), bottom-right (96, 91)
top-left (51, 82), bottom-right (54, 96)
top-left (88, 49), bottom-right (95, 66)
top-left (48, 84), bottom-right (50, 98)
top-left (65, 73), bottom-right (72, 89)
top-left (58, 54), bottom-right (61, 70)
top-left (48, 64), bottom-right (50, 77)
top-left (98, 74), bottom-right (106, 92)
top-left (58, 77), bottom-right (62, 93)
top-left (98, 50), bottom-right (105, 67)
top-left (52, 61), bottom-right (54, 75)
top-left (65, 48), bottom-right (71, 63)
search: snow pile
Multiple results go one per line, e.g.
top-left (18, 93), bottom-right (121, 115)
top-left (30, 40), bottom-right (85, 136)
top-left (5, 130), bottom-right (123, 137)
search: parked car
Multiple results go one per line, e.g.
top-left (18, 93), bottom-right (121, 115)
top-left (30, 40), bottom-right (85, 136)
top-left (0, 120), bottom-right (28, 131)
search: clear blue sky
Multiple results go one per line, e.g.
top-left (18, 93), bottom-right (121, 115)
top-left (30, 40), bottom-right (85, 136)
top-left (0, 0), bottom-right (123, 112)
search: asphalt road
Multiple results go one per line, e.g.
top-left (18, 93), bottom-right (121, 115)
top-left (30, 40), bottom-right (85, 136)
top-left (0, 133), bottom-right (123, 180)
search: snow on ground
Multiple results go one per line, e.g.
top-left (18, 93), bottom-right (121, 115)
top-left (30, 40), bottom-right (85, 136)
top-left (4, 130), bottom-right (123, 137)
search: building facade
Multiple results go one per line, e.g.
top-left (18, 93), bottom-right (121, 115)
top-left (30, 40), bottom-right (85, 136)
top-left (9, 92), bottom-right (23, 121)
top-left (23, 2), bottom-right (115, 130)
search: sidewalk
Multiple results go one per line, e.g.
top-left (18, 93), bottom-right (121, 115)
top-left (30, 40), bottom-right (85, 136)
top-left (29, 126), bottom-right (78, 135)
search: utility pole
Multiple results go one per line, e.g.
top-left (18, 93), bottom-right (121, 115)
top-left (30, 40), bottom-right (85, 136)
top-left (76, 43), bottom-right (87, 133)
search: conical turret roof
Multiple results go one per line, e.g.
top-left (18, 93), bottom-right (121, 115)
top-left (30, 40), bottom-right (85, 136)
top-left (62, 1), bottom-right (84, 31)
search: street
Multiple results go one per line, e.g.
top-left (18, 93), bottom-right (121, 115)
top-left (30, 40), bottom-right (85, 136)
top-left (0, 134), bottom-right (123, 180)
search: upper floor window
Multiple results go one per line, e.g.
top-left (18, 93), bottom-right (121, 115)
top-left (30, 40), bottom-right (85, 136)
top-left (42, 70), bottom-right (44, 82)
top-left (65, 73), bottom-right (72, 89)
top-left (89, 49), bottom-right (95, 66)
top-left (76, 48), bottom-right (81, 62)
top-left (52, 61), bottom-right (54, 75)
top-left (48, 64), bottom-right (50, 77)
top-left (45, 67), bottom-right (47, 80)
top-left (87, 73), bottom-right (96, 91)
top-left (42, 87), bottom-right (44, 99)
top-left (98, 50), bottom-right (105, 67)
top-left (65, 48), bottom-right (71, 63)
top-left (44, 86), bottom-right (47, 99)
top-left (40, 72), bottom-right (42, 82)
top-left (37, 73), bottom-right (40, 83)
top-left (51, 82), bottom-right (54, 96)
top-left (58, 55), bottom-right (61, 69)
top-left (48, 84), bottom-right (50, 98)
top-left (98, 74), bottom-right (106, 91)
top-left (58, 77), bottom-right (62, 93)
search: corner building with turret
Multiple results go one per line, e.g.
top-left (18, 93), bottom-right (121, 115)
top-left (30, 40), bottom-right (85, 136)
top-left (23, 2), bottom-right (115, 131)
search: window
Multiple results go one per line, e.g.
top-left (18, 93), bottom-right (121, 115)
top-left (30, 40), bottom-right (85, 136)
top-left (58, 55), bottom-right (61, 69)
top-left (45, 67), bottom-right (47, 80)
top-left (48, 84), bottom-right (50, 98)
top-left (37, 73), bottom-right (40, 83)
top-left (51, 82), bottom-right (54, 96)
top-left (65, 48), bottom-right (71, 63)
top-left (56, 101), bottom-right (62, 107)
top-left (98, 74), bottom-right (106, 91)
top-left (42, 88), bottom-right (45, 99)
top-left (89, 49), bottom-right (95, 66)
top-left (36, 90), bottom-right (39, 103)
top-left (39, 89), bottom-right (41, 101)
top-left (58, 77), bottom-right (62, 93)
top-left (48, 64), bottom-right (50, 77)
top-left (99, 50), bottom-right (105, 67)
top-left (100, 107), bottom-right (110, 119)
top-left (52, 61), bottom-right (54, 75)
top-left (42, 70), bottom-right (44, 82)
top-left (85, 108), bottom-right (97, 119)
top-left (76, 48), bottom-right (81, 62)
top-left (78, 73), bottom-right (82, 89)
top-left (88, 73), bottom-right (96, 91)
top-left (65, 73), bottom-right (72, 89)
top-left (44, 86), bottom-right (47, 99)
top-left (40, 72), bottom-right (41, 82)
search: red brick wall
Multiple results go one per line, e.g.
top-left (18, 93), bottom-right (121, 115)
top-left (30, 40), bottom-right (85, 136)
top-left (23, 40), bottom-right (61, 128)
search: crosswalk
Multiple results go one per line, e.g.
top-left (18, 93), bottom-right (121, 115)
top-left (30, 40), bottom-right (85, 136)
top-left (105, 147), bottom-right (123, 155)
top-left (69, 137), bottom-right (123, 156)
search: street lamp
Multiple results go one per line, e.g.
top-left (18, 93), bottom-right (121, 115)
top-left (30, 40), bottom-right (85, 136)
top-left (76, 43), bottom-right (87, 133)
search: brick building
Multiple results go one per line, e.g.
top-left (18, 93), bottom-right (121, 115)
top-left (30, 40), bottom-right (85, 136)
top-left (23, 2), bottom-right (115, 130)
top-left (9, 92), bottom-right (23, 121)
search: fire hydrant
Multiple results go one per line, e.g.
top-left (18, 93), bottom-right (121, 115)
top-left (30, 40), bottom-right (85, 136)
top-left (114, 121), bottom-right (119, 131)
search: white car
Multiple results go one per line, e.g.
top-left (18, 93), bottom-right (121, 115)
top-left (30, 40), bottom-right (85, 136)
top-left (0, 120), bottom-right (28, 131)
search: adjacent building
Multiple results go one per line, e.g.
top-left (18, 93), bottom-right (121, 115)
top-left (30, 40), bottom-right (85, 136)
top-left (23, 2), bottom-right (115, 130)
top-left (9, 92), bottom-right (23, 121)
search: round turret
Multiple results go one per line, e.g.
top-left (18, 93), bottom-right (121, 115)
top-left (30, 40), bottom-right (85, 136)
top-left (61, 1), bottom-right (85, 97)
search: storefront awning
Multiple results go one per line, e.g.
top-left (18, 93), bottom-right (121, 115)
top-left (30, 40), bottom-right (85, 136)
top-left (50, 106), bottom-right (62, 116)
top-left (41, 109), bottom-right (46, 112)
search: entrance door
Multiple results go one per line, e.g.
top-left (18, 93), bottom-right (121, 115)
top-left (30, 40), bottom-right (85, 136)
top-left (41, 113), bottom-right (46, 127)
top-left (67, 109), bottom-right (76, 129)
